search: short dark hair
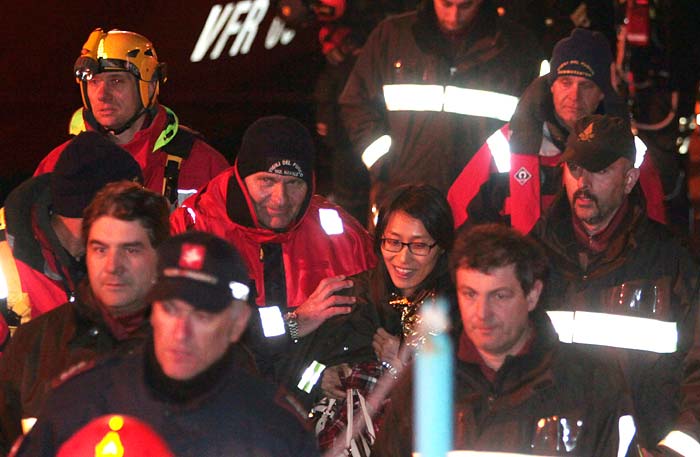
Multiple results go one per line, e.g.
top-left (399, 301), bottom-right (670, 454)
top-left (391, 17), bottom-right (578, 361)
top-left (374, 184), bottom-right (454, 254)
top-left (82, 181), bottom-right (170, 248)
top-left (449, 224), bottom-right (547, 295)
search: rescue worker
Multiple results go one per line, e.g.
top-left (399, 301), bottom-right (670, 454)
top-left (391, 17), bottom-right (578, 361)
top-left (373, 223), bottom-right (636, 456)
top-left (34, 28), bottom-right (229, 207)
top-left (15, 231), bottom-right (319, 457)
top-left (0, 132), bottom-right (143, 329)
top-left (532, 115), bottom-right (700, 455)
top-left (339, 0), bottom-right (541, 220)
top-left (0, 181), bottom-right (170, 455)
top-left (170, 115), bottom-right (377, 406)
top-left (447, 28), bottom-right (666, 232)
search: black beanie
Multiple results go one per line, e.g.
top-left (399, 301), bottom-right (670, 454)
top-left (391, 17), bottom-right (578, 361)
top-left (50, 132), bottom-right (143, 217)
top-left (548, 28), bottom-right (613, 94)
top-left (235, 116), bottom-right (315, 187)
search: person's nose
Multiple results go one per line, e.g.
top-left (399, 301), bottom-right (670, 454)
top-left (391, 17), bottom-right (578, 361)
top-left (104, 249), bottom-right (124, 274)
top-left (269, 182), bottom-right (288, 207)
top-left (171, 315), bottom-right (192, 341)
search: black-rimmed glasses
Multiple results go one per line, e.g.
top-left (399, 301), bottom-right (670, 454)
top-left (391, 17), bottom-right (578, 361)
top-left (381, 238), bottom-right (437, 256)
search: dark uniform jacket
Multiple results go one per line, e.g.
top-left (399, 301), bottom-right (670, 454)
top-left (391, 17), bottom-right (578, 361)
top-left (532, 189), bottom-right (700, 452)
top-left (373, 310), bottom-right (634, 456)
top-left (0, 281), bottom-right (149, 455)
top-left (16, 342), bottom-right (319, 457)
top-left (339, 0), bottom-right (541, 206)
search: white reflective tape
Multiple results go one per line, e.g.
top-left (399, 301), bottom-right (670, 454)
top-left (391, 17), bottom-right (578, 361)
top-left (486, 129), bottom-right (511, 173)
top-left (383, 84), bottom-right (445, 112)
top-left (546, 310), bottom-right (678, 353)
top-left (297, 360), bottom-right (326, 393)
top-left (21, 417), bottom-right (37, 434)
top-left (229, 281), bottom-right (250, 301)
top-left (633, 136), bottom-right (646, 169)
top-left (659, 430), bottom-right (700, 457)
top-left (258, 306), bottom-right (285, 337)
top-left (319, 208), bottom-right (344, 235)
top-left (443, 86), bottom-right (518, 122)
top-left (618, 415), bottom-right (636, 457)
top-left (185, 206), bottom-right (197, 225)
top-left (539, 59), bottom-right (550, 77)
top-left (361, 135), bottom-right (392, 169)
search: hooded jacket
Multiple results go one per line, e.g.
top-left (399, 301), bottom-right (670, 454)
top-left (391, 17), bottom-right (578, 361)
top-left (373, 310), bottom-right (635, 456)
top-left (170, 163), bottom-right (377, 404)
top-left (447, 75), bottom-right (667, 232)
top-left (532, 189), bottom-right (700, 454)
top-left (339, 0), bottom-right (541, 206)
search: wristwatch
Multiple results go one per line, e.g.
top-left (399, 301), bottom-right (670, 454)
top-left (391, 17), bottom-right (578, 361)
top-left (283, 311), bottom-right (301, 341)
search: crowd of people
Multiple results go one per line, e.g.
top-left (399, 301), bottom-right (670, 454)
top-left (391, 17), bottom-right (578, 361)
top-left (0, 0), bottom-right (699, 456)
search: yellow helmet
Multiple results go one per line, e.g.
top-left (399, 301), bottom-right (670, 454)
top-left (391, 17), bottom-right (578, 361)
top-left (74, 28), bottom-right (167, 110)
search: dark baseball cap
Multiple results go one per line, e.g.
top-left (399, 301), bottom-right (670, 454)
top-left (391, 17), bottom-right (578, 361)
top-left (559, 115), bottom-right (635, 172)
top-left (147, 231), bottom-right (251, 312)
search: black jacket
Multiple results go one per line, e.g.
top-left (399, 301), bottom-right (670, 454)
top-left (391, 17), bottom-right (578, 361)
top-left (373, 310), bottom-right (634, 456)
top-left (16, 342), bottom-right (319, 457)
top-left (532, 190), bottom-right (700, 451)
top-left (339, 0), bottom-right (541, 205)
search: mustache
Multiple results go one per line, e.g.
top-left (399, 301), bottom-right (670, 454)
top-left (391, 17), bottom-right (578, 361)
top-left (573, 189), bottom-right (598, 204)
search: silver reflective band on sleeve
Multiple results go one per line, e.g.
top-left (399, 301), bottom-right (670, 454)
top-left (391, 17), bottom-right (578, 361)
top-left (618, 415), bottom-right (636, 457)
top-left (486, 129), bottom-right (511, 173)
top-left (539, 59), bottom-right (550, 77)
top-left (382, 84), bottom-right (519, 122)
top-left (633, 136), bottom-right (646, 169)
top-left (443, 86), bottom-right (518, 122)
top-left (21, 417), bottom-right (37, 434)
top-left (659, 430), bottom-right (700, 457)
top-left (319, 208), bottom-right (344, 235)
top-left (361, 135), bottom-right (392, 169)
top-left (229, 281), bottom-right (250, 301)
top-left (258, 306), bottom-right (285, 337)
top-left (383, 84), bottom-right (445, 112)
top-left (297, 360), bottom-right (326, 393)
top-left (546, 310), bottom-right (677, 353)
top-left (177, 189), bottom-right (198, 207)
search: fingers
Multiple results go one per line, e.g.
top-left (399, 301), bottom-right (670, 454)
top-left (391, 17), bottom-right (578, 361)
top-left (313, 275), bottom-right (354, 300)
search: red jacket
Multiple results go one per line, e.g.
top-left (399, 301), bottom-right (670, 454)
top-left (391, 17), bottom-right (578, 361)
top-left (447, 122), bottom-right (667, 232)
top-left (170, 166), bottom-right (377, 309)
top-left (35, 105), bottom-right (229, 198)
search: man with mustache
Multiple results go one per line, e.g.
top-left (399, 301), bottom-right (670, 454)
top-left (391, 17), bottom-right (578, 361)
top-left (532, 114), bottom-right (700, 456)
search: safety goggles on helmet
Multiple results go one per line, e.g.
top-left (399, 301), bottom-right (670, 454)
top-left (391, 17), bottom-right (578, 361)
top-left (74, 28), bottom-right (167, 111)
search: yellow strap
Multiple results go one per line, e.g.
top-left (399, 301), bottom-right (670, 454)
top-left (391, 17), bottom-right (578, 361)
top-left (0, 240), bottom-right (32, 326)
top-left (0, 207), bottom-right (5, 231)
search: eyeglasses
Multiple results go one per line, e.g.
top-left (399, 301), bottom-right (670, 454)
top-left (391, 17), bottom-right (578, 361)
top-left (381, 238), bottom-right (437, 256)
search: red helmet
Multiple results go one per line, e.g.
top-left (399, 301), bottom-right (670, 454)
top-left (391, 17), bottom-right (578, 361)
top-left (56, 415), bottom-right (174, 457)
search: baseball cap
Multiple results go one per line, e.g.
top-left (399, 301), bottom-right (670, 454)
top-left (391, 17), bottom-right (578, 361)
top-left (559, 114), bottom-right (635, 172)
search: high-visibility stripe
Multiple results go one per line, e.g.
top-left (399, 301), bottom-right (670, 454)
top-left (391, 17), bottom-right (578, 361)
top-left (177, 189), bottom-right (197, 207)
top-left (539, 60), bottom-right (550, 77)
top-left (319, 208), bottom-right (344, 235)
top-left (618, 415), bottom-right (636, 457)
top-left (361, 135), bottom-right (392, 169)
top-left (547, 310), bottom-right (677, 353)
top-left (297, 360), bottom-right (326, 393)
top-left (659, 430), bottom-right (700, 457)
top-left (383, 84), bottom-right (445, 112)
top-left (382, 84), bottom-right (518, 122)
top-left (258, 306), bottom-right (285, 338)
top-left (486, 129), bottom-right (511, 173)
top-left (21, 418), bottom-right (37, 435)
top-left (634, 136), bottom-right (646, 169)
top-left (443, 86), bottom-right (518, 122)
top-left (229, 281), bottom-right (249, 301)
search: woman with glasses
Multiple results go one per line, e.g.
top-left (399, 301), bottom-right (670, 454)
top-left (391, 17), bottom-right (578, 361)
top-left (369, 184), bottom-right (457, 378)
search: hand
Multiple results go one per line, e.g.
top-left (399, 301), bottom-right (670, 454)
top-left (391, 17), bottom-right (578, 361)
top-left (320, 363), bottom-right (352, 399)
top-left (294, 275), bottom-right (355, 337)
top-left (373, 327), bottom-right (401, 366)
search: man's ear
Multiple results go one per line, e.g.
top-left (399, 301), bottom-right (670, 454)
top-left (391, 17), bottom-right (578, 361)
top-left (624, 167), bottom-right (641, 194)
top-left (526, 280), bottom-right (543, 313)
top-left (228, 301), bottom-right (252, 343)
